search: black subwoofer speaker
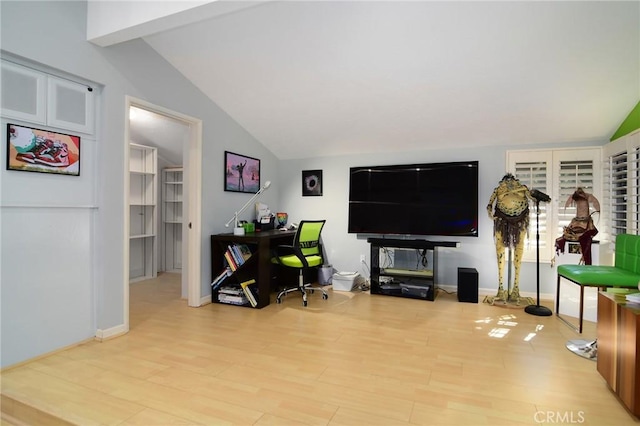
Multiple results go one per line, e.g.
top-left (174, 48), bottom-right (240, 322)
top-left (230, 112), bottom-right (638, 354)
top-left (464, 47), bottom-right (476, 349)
top-left (457, 267), bottom-right (478, 303)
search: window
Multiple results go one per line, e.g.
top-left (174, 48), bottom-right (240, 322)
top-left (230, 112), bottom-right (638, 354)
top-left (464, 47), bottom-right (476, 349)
top-left (513, 157), bottom-right (551, 256)
top-left (603, 129), bottom-right (640, 238)
top-left (507, 148), bottom-right (601, 262)
top-left (557, 159), bottom-right (597, 237)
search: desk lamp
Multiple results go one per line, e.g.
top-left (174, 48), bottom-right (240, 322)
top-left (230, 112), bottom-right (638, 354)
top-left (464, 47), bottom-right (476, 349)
top-left (225, 180), bottom-right (271, 236)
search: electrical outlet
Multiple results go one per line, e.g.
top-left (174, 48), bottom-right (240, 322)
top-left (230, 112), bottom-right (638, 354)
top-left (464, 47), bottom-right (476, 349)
top-left (360, 254), bottom-right (366, 263)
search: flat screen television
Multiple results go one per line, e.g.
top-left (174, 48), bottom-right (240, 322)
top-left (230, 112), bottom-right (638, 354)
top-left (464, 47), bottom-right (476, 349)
top-left (348, 161), bottom-right (479, 237)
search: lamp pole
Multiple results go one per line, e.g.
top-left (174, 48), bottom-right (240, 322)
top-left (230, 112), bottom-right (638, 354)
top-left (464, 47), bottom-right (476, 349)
top-left (525, 196), bottom-right (552, 316)
top-left (225, 181), bottom-right (272, 236)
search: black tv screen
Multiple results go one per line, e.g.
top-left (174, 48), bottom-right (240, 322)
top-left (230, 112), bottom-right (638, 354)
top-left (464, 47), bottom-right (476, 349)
top-left (348, 161), bottom-right (479, 237)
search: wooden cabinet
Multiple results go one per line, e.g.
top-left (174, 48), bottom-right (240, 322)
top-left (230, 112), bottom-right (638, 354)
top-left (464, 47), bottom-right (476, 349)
top-left (162, 168), bottom-right (183, 272)
top-left (1, 59), bottom-right (95, 134)
top-left (368, 238), bottom-right (458, 301)
top-left (129, 143), bottom-right (157, 282)
top-left (597, 291), bottom-right (640, 417)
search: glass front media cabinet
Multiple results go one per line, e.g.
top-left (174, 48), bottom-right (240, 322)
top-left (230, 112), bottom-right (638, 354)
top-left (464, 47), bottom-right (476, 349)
top-left (368, 238), bottom-right (459, 301)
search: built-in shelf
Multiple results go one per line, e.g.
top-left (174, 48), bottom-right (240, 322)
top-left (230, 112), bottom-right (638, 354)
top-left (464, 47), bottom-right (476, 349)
top-left (129, 143), bottom-right (157, 282)
top-left (162, 167), bottom-right (183, 273)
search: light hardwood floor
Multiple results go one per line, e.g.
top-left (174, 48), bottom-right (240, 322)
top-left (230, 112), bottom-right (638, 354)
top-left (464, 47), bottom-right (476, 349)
top-left (1, 273), bottom-right (638, 425)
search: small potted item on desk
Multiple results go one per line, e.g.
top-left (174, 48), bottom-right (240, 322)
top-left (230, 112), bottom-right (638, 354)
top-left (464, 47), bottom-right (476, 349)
top-left (240, 221), bottom-right (255, 234)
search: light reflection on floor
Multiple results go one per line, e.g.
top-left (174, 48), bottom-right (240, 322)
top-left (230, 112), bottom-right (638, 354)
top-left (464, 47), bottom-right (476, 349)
top-left (474, 313), bottom-right (545, 340)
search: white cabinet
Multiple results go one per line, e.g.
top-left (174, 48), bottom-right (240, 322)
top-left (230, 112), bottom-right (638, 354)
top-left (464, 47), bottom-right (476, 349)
top-left (129, 143), bottom-right (157, 282)
top-left (1, 61), bottom-right (46, 123)
top-left (46, 77), bottom-right (95, 134)
top-left (162, 168), bottom-right (183, 272)
top-left (1, 60), bottom-right (95, 134)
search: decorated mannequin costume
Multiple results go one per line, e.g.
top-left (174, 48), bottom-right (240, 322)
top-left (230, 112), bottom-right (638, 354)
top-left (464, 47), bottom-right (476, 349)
top-left (555, 187), bottom-right (600, 265)
top-left (485, 174), bottom-right (533, 305)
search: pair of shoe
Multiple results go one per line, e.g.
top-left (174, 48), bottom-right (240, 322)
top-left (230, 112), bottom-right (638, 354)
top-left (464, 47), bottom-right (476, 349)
top-left (16, 137), bottom-right (69, 167)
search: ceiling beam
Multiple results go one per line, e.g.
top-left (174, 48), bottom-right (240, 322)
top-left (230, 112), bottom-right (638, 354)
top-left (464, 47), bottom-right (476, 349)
top-left (87, 0), bottom-right (266, 47)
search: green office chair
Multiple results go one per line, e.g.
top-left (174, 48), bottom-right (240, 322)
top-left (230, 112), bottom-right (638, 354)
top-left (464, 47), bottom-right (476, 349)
top-left (274, 220), bottom-right (328, 306)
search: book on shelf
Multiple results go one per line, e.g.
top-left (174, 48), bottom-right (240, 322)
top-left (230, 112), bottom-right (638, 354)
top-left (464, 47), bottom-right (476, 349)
top-left (211, 267), bottom-right (231, 290)
top-left (228, 245), bottom-right (243, 267)
top-left (217, 285), bottom-right (248, 305)
top-left (237, 244), bottom-right (252, 261)
top-left (224, 250), bottom-right (238, 271)
top-left (227, 244), bottom-right (252, 268)
top-left (240, 279), bottom-right (258, 307)
top-left (625, 292), bottom-right (640, 303)
top-left (218, 293), bottom-right (248, 305)
top-left (218, 286), bottom-right (244, 296)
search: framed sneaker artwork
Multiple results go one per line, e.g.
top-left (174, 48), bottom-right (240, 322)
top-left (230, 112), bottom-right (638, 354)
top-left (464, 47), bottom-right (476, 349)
top-left (6, 123), bottom-right (80, 176)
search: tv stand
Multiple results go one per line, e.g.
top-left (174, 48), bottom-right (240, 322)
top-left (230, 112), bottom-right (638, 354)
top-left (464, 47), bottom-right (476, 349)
top-left (368, 238), bottom-right (459, 301)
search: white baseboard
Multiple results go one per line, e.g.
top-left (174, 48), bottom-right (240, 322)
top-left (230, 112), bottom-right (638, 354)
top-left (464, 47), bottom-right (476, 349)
top-left (95, 324), bottom-right (128, 342)
top-left (437, 284), bottom-right (554, 302)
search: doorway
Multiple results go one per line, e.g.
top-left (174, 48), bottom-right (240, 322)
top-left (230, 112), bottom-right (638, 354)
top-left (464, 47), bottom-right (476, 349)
top-left (124, 97), bottom-right (203, 331)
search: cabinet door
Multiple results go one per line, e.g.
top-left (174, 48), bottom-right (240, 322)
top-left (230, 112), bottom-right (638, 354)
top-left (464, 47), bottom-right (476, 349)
top-left (617, 306), bottom-right (640, 414)
top-left (47, 76), bottom-right (95, 134)
top-left (596, 293), bottom-right (617, 390)
top-left (1, 60), bottom-right (47, 124)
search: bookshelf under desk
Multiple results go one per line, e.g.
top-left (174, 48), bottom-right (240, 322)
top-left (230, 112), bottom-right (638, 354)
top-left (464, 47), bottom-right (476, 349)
top-left (211, 229), bottom-right (296, 308)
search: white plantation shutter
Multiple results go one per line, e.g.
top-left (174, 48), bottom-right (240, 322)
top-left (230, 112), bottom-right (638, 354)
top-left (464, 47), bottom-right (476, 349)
top-left (557, 160), bottom-right (596, 237)
top-left (514, 160), bottom-right (550, 258)
top-left (632, 143), bottom-right (640, 235)
top-left (507, 151), bottom-right (552, 262)
top-left (507, 148), bottom-right (601, 262)
top-left (604, 150), bottom-right (629, 238)
top-left (603, 130), bottom-right (640, 237)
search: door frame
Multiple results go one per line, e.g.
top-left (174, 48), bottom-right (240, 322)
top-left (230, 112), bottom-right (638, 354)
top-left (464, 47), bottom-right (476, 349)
top-left (123, 96), bottom-right (203, 330)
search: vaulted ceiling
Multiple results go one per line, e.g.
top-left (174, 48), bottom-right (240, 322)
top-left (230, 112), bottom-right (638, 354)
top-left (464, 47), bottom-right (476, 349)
top-left (119, 1), bottom-right (639, 160)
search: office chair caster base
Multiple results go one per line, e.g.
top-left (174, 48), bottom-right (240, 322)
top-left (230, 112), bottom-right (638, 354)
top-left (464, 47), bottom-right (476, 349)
top-left (322, 293), bottom-right (328, 300)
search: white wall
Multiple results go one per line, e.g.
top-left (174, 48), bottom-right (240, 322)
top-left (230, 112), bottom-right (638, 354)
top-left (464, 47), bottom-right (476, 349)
top-left (0, 0), bottom-right (278, 368)
top-left (277, 141), bottom-right (604, 298)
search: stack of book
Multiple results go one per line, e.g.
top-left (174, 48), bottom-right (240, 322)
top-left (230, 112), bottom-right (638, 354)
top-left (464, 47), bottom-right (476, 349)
top-left (224, 243), bottom-right (252, 271)
top-left (625, 292), bottom-right (640, 304)
top-left (217, 286), bottom-right (249, 305)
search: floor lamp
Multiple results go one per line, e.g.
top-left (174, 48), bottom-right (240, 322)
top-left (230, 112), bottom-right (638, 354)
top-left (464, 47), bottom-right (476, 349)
top-left (525, 189), bottom-right (552, 316)
top-left (225, 180), bottom-right (271, 236)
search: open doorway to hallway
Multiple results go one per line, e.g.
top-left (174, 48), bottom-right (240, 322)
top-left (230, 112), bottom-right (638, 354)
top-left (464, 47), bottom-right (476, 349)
top-left (129, 105), bottom-right (187, 289)
top-left (124, 97), bottom-right (203, 330)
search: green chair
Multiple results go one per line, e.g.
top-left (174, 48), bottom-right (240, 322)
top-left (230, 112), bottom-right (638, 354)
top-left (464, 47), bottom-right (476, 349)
top-left (274, 220), bottom-right (328, 306)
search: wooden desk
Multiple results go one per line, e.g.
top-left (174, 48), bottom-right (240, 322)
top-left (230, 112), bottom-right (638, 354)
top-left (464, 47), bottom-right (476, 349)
top-left (597, 291), bottom-right (640, 417)
top-left (211, 229), bottom-right (296, 308)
